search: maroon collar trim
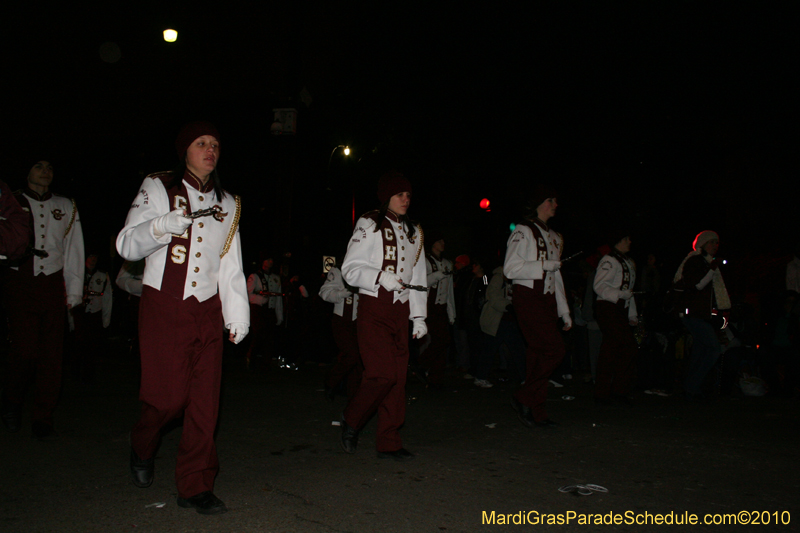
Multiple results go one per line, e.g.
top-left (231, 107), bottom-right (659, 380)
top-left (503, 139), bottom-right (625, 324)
top-left (23, 187), bottom-right (53, 201)
top-left (183, 170), bottom-right (213, 193)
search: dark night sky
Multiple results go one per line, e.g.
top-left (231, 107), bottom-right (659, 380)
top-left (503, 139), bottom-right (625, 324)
top-left (5, 3), bottom-right (797, 294)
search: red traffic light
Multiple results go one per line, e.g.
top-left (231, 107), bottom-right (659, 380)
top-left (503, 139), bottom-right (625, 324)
top-left (479, 198), bottom-right (490, 210)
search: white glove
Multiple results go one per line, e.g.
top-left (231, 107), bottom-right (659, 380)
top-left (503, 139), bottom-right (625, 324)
top-left (227, 323), bottom-right (249, 344)
top-left (412, 317), bottom-right (427, 339)
top-left (152, 209), bottom-right (192, 238)
top-left (379, 271), bottom-right (404, 292)
top-left (276, 317), bottom-right (283, 326)
top-left (429, 271), bottom-right (447, 283)
top-left (561, 314), bottom-right (572, 330)
top-left (619, 289), bottom-right (633, 300)
top-left (542, 260), bottom-right (561, 272)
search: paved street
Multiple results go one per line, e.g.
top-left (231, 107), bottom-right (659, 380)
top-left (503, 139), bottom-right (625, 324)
top-left (2, 349), bottom-right (799, 532)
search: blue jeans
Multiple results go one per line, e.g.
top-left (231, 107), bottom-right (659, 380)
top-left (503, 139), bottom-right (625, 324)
top-left (681, 316), bottom-right (721, 396)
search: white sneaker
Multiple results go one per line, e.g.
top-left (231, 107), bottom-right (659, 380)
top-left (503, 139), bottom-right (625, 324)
top-left (474, 379), bottom-right (493, 388)
top-left (463, 373), bottom-right (474, 380)
top-left (548, 379), bottom-right (564, 388)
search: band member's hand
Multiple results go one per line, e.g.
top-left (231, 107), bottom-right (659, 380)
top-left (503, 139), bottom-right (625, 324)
top-left (429, 271), bottom-right (447, 283)
top-left (227, 323), bottom-right (249, 344)
top-left (629, 318), bottom-right (639, 326)
top-left (412, 317), bottom-right (427, 339)
top-left (379, 271), bottom-right (404, 292)
top-left (152, 208), bottom-right (192, 238)
top-left (619, 289), bottom-right (633, 300)
top-left (276, 317), bottom-right (283, 326)
top-left (542, 260), bottom-right (561, 272)
top-left (561, 314), bottom-right (572, 331)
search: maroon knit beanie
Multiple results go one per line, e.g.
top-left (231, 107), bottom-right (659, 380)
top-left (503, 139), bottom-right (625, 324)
top-left (529, 184), bottom-right (558, 211)
top-left (175, 121), bottom-right (221, 161)
top-left (376, 170), bottom-right (412, 204)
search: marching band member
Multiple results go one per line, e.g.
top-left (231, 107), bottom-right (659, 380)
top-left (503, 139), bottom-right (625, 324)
top-left (339, 171), bottom-right (427, 461)
top-left (319, 264), bottom-right (361, 400)
top-left (1, 160), bottom-right (84, 439)
top-left (417, 233), bottom-right (456, 388)
top-left (0, 178), bottom-right (32, 261)
top-left (117, 121), bottom-right (249, 515)
top-left (72, 253), bottom-right (113, 383)
top-left (246, 253), bottom-right (283, 368)
top-left (504, 185), bottom-right (571, 428)
top-left (593, 232), bottom-right (638, 404)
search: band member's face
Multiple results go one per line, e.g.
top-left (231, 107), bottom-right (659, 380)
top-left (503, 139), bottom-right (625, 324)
top-left (617, 236), bottom-right (632, 254)
top-left (86, 255), bottom-right (98, 270)
top-left (702, 239), bottom-right (719, 257)
top-left (185, 135), bottom-right (220, 178)
top-left (262, 258), bottom-right (273, 271)
top-left (27, 161), bottom-right (53, 189)
top-left (432, 239), bottom-right (445, 255)
top-left (537, 197), bottom-right (557, 219)
top-left (388, 191), bottom-right (411, 216)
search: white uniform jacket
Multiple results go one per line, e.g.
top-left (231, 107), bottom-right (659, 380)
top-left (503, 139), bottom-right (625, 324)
top-left (503, 221), bottom-right (570, 319)
top-left (115, 175), bottom-right (249, 327)
top-left (593, 253), bottom-right (638, 321)
top-left (342, 214), bottom-right (427, 319)
top-left (247, 271), bottom-right (284, 324)
top-left (425, 255), bottom-right (456, 323)
top-left (14, 190), bottom-right (85, 308)
top-left (319, 266), bottom-right (359, 320)
top-left (84, 270), bottom-right (113, 328)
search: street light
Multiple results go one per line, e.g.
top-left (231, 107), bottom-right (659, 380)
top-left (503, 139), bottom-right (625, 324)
top-left (163, 29), bottom-right (178, 42)
top-left (328, 145), bottom-right (350, 167)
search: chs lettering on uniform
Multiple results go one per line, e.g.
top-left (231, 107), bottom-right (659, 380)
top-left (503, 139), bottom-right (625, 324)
top-left (385, 246), bottom-right (396, 261)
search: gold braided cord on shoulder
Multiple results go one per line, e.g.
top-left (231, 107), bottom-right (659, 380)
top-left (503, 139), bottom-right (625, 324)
top-left (556, 231), bottom-right (564, 257)
top-left (64, 198), bottom-right (77, 238)
top-left (413, 225), bottom-right (424, 267)
top-left (220, 195), bottom-right (241, 259)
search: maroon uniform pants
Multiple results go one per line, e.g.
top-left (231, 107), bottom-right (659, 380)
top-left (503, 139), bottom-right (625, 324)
top-left (325, 314), bottom-right (362, 400)
top-left (131, 286), bottom-right (223, 499)
top-left (594, 300), bottom-right (637, 399)
top-left (512, 285), bottom-right (564, 422)
top-left (2, 269), bottom-right (66, 426)
top-left (344, 295), bottom-right (409, 452)
top-left (417, 303), bottom-right (450, 385)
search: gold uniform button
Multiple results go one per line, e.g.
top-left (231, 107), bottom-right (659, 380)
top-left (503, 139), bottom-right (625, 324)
top-left (41, 245), bottom-right (45, 249)
top-left (197, 237), bottom-right (203, 242)
top-left (41, 235), bottom-right (45, 238)
top-left (40, 204), bottom-right (44, 208)
top-left (40, 224), bottom-right (44, 228)
top-left (199, 196), bottom-right (205, 201)
top-left (401, 246), bottom-right (405, 250)
top-left (40, 265), bottom-right (44, 270)
top-left (401, 257), bottom-right (405, 261)
top-left (198, 222), bottom-right (204, 228)
top-left (40, 214), bottom-right (44, 218)
top-left (400, 268), bottom-right (404, 272)
top-left (196, 252), bottom-right (201, 258)
top-left (191, 281), bottom-right (197, 287)
top-left (194, 267), bottom-right (199, 273)
top-left (400, 236), bottom-right (404, 240)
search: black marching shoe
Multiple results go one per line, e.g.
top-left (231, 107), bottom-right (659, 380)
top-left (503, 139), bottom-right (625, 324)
top-left (177, 491), bottom-right (228, 515)
top-left (340, 417), bottom-right (359, 454)
top-left (377, 448), bottom-right (415, 461)
top-left (533, 418), bottom-right (558, 428)
top-left (1, 400), bottom-right (21, 433)
top-left (510, 396), bottom-right (535, 428)
top-left (130, 448), bottom-right (154, 488)
top-left (31, 420), bottom-right (56, 440)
